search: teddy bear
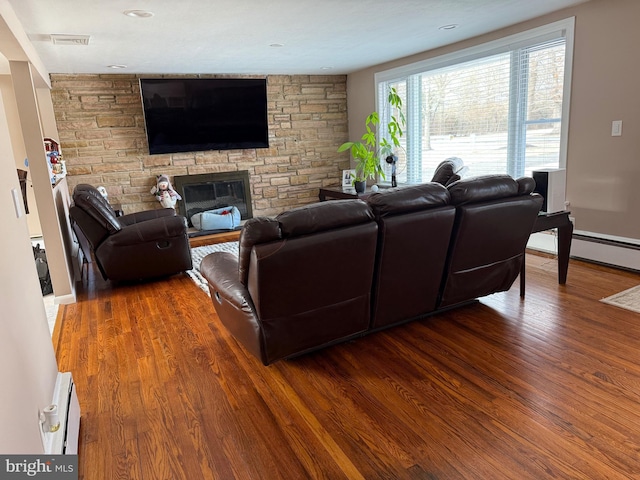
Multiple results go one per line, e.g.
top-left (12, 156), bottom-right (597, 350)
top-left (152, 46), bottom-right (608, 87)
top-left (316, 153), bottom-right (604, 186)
top-left (150, 174), bottom-right (182, 209)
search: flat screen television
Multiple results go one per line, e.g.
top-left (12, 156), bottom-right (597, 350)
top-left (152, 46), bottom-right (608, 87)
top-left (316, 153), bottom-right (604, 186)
top-left (140, 78), bottom-right (269, 155)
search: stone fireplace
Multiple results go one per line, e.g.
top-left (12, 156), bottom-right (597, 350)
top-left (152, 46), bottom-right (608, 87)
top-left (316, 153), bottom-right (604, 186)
top-left (173, 171), bottom-right (252, 234)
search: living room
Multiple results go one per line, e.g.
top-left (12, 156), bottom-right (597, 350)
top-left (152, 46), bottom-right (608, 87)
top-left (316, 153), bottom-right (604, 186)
top-left (2, 0), bottom-right (640, 478)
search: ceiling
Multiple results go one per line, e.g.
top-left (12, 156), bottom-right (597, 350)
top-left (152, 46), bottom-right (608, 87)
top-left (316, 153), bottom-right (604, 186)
top-left (6, 0), bottom-right (590, 75)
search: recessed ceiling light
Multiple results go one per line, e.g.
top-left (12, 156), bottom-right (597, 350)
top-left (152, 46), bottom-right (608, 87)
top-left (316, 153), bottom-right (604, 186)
top-left (123, 10), bottom-right (154, 18)
top-left (439, 24), bottom-right (459, 31)
top-left (107, 64), bottom-right (127, 69)
top-left (270, 43), bottom-right (285, 48)
top-left (320, 66), bottom-right (334, 70)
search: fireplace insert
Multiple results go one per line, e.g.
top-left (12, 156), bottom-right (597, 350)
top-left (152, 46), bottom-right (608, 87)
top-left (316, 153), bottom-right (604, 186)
top-left (173, 171), bottom-right (252, 233)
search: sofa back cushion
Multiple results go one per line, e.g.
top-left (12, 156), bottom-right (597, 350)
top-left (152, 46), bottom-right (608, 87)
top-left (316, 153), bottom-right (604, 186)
top-left (517, 176), bottom-right (536, 195)
top-left (447, 174), bottom-right (519, 205)
top-left (431, 157), bottom-right (465, 186)
top-left (72, 184), bottom-right (121, 234)
top-left (366, 183), bottom-right (456, 329)
top-left (240, 200), bottom-right (377, 364)
top-left (440, 175), bottom-right (543, 307)
top-left (70, 184), bottom-right (122, 248)
top-left (277, 199), bottom-right (374, 237)
top-left (367, 183), bottom-right (450, 216)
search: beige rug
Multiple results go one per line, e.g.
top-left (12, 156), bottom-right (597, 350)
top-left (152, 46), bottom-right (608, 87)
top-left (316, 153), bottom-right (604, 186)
top-left (186, 241), bottom-right (239, 295)
top-left (600, 285), bottom-right (640, 314)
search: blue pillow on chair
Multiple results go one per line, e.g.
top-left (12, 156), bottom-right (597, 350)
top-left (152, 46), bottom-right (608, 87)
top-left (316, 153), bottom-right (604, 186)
top-left (191, 206), bottom-right (241, 231)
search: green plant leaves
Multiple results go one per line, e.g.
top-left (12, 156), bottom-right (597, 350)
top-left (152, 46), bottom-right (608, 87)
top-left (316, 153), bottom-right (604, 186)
top-left (337, 86), bottom-right (405, 182)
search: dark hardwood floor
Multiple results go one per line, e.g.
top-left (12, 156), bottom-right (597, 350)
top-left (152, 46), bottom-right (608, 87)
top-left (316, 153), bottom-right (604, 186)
top-left (53, 253), bottom-right (640, 479)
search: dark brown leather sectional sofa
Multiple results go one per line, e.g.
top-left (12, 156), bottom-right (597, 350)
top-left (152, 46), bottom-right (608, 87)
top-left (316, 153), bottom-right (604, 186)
top-left (201, 174), bottom-right (543, 365)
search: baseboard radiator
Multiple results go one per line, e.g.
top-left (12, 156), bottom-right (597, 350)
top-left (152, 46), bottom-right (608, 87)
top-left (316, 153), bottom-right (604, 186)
top-left (572, 232), bottom-right (640, 272)
top-left (529, 230), bottom-right (640, 272)
top-left (41, 372), bottom-right (81, 454)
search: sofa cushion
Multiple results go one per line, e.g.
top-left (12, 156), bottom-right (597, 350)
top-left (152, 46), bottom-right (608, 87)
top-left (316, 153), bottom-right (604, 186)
top-left (431, 157), bottom-right (464, 185)
top-left (447, 174), bottom-right (518, 205)
top-left (367, 183), bottom-right (450, 217)
top-left (73, 184), bottom-right (121, 234)
top-left (517, 176), bottom-right (536, 195)
top-left (277, 200), bottom-right (373, 238)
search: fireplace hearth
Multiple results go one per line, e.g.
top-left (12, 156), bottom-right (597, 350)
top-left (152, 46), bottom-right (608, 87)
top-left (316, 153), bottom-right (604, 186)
top-left (173, 171), bottom-right (252, 235)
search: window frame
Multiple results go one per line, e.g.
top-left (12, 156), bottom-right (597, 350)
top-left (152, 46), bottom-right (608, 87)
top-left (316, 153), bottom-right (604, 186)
top-left (374, 17), bottom-right (575, 184)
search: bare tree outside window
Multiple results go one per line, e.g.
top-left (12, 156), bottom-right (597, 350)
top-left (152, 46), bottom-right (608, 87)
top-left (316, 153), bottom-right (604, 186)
top-left (378, 26), bottom-right (570, 185)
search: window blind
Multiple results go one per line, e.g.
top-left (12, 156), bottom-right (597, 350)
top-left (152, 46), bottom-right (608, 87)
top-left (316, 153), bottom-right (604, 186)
top-left (377, 20), bottom-right (572, 184)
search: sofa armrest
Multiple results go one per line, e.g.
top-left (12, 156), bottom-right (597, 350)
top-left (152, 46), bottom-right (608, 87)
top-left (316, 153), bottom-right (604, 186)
top-left (108, 215), bottom-right (187, 246)
top-left (119, 208), bottom-right (176, 226)
top-left (238, 217), bottom-right (281, 286)
top-left (201, 253), bottom-right (266, 363)
top-left (201, 253), bottom-right (252, 310)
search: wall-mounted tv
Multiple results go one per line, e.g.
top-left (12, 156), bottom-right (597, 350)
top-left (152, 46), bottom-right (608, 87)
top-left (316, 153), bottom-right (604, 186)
top-left (140, 78), bottom-right (269, 155)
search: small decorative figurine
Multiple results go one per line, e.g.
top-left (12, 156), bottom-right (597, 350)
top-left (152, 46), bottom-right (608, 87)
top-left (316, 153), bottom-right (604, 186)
top-left (150, 174), bottom-right (181, 209)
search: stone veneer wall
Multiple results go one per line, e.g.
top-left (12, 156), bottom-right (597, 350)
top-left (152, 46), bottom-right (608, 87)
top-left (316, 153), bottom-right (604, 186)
top-left (49, 74), bottom-right (349, 216)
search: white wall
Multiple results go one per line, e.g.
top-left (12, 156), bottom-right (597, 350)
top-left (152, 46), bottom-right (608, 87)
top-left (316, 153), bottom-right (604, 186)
top-left (346, 0), bottom-right (640, 243)
top-left (345, 0), bottom-right (640, 269)
top-left (10, 61), bottom-right (75, 304)
top-left (1, 74), bottom-right (41, 236)
top-left (0, 81), bottom-right (59, 454)
top-left (0, 2), bottom-right (61, 454)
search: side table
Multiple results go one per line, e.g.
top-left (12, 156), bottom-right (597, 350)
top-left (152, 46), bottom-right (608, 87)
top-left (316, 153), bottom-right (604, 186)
top-left (531, 210), bottom-right (573, 284)
top-left (318, 187), bottom-right (372, 202)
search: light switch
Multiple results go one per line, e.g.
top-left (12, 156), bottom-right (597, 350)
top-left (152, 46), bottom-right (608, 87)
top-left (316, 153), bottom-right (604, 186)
top-left (612, 120), bottom-right (623, 137)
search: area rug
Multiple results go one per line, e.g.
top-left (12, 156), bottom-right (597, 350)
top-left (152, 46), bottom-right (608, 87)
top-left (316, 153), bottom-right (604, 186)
top-left (600, 285), bottom-right (640, 314)
top-left (186, 241), bottom-right (239, 295)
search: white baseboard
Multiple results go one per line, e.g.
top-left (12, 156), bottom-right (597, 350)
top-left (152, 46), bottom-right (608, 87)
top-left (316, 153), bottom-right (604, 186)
top-left (528, 230), bottom-right (640, 272)
top-left (571, 232), bottom-right (640, 272)
top-left (54, 290), bottom-right (76, 305)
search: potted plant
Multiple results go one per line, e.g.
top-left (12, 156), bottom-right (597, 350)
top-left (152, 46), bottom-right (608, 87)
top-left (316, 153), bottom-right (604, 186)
top-left (338, 87), bottom-right (405, 193)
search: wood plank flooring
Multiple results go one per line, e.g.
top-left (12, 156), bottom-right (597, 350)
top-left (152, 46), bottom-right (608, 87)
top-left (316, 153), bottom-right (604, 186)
top-left (53, 253), bottom-right (640, 479)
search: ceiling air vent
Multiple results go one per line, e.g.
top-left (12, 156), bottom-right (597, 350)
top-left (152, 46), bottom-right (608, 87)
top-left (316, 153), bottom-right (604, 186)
top-left (50, 34), bottom-right (91, 46)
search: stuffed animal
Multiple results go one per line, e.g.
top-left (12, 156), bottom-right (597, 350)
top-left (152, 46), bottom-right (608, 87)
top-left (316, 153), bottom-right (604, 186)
top-left (150, 174), bottom-right (181, 208)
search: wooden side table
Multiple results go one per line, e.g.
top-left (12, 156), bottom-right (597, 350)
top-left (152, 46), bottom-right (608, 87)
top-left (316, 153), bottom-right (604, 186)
top-left (318, 187), bottom-right (381, 202)
top-left (531, 210), bottom-right (573, 284)
top-left (519, 210), bottom-right (573, 296)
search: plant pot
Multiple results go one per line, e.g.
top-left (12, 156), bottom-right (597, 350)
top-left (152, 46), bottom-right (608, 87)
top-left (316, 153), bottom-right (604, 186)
top-left (354, 180), bottom-right (366, 193)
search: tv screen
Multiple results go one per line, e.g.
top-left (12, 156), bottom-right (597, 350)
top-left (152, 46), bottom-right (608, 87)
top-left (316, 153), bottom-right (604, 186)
top-left (140, 78), bottom-right (269, 155)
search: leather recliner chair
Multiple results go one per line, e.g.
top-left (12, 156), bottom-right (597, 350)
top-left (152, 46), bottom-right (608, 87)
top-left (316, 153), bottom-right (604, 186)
top-left (367, 183), bottom-right (456, 330)
top-left (200, 200), bottom-right (378, 365)
top-left (430, 157), bottom-right (466, 186)
top-left (69, 184), bottom-right (193, 282)
top-left (438, 175), bottom-right (543, 308)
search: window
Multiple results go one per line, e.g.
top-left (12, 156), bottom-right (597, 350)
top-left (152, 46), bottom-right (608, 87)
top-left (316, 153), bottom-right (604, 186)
top-left (376, 19), bottom-right (574, 184)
